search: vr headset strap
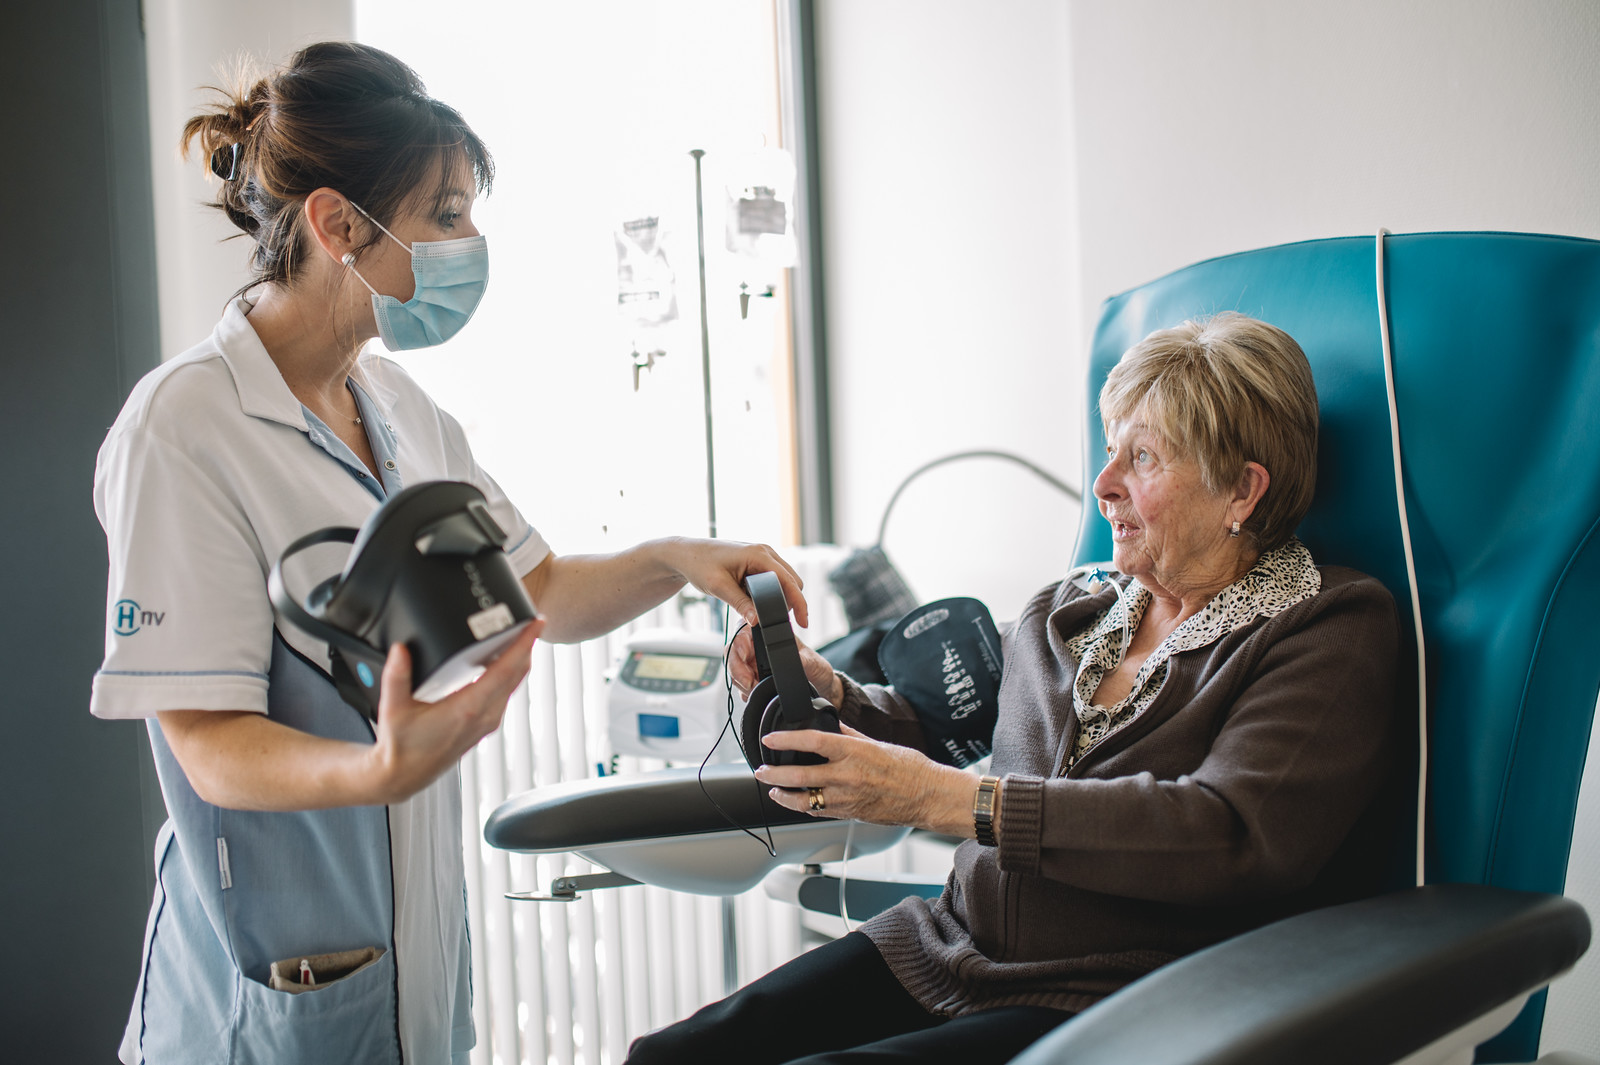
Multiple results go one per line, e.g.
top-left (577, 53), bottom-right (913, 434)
top-left (269, 526), bottom-right (366, 654)
top-left (270, 627), bottom-right (381, 732)
top-left (268, 524), bottom-right (387, 720)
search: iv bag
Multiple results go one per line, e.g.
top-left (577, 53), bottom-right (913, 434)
top-left (724, 148), bottom-right (796, 266)
top-left (615, 214), bottom-right (679, 327)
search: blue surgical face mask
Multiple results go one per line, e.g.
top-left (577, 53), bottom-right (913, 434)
top-left (341, 200), bottom-right (489, 350)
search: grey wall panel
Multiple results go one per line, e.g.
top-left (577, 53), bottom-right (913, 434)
top-left (0, 0), bottom-right (163, 1058)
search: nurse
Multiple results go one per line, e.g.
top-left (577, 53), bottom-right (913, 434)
top-left (92, 41), bottom-right (806, 1065)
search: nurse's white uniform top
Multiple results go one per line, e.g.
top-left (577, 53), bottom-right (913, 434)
top-left (93, 295), bottom-right (549, 1064)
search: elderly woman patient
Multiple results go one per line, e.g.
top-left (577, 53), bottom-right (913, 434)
top-left (627, 313), bottom-right (1403, 1065)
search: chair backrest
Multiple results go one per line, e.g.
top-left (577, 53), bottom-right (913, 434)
top-left (1072, 232), bottom-right (1600, 1061)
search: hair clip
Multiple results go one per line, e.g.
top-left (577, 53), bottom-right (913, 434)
top-left (209, 142), bottom-right (242, 181)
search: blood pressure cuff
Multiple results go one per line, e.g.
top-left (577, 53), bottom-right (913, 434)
top-left (877, 598), bottom-right (1002, 769)
top-left (817, 620), bottom-right (893, 686)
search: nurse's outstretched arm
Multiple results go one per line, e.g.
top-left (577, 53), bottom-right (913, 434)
top-left (157, 620), bottom-right (542, 811)
top-left (522, 537), bottom-right (807, 643)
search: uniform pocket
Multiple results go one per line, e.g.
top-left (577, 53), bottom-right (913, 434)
top-left (234, 944), bottom-right (400, 1065)
top-left (266, 946), bottom-right (384, 993)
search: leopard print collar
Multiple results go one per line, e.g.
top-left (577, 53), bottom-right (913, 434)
top-left (1063, 538), bottom-right (1321, 768)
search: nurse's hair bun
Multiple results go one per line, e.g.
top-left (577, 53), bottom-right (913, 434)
top-left (178, 42), bottom-right (494, 298)
top-left (181, 68), bottom-right (272, 235)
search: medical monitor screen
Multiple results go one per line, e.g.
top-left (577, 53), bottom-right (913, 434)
top-left (632, 653), bottom-right (713, 682)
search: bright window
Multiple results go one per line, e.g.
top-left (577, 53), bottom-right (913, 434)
top-left (356, 0), bottom-right (800, 555)
top-left (351, 9), bottom-right (811, 1064)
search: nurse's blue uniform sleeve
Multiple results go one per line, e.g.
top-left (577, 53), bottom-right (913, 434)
top-left (91, 425), bottom-right (273, 719)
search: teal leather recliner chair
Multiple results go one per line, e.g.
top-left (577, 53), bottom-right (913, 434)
top-left (487, 231), bottom-right (1599, 1064)
top-left (1012, 230), bottom-right (1599, 1065)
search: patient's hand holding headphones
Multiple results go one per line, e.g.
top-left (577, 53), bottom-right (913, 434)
top-left (736, 573), bottom-right (1004, 777)
top-left (738, 570), bottom-right (842, 771)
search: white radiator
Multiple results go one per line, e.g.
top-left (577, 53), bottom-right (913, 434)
top-left (462, 545), bottom-right (857, 1065)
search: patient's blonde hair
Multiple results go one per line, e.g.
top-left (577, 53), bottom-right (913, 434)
top-left (1099, 312), bottom-right (1318, 552)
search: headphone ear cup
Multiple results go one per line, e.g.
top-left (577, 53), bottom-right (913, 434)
top-left (758, 683), bottom-right (838, 767)
top-left (740, 677), bottom-right (778, 772)
top-left (802, 691), bottom-right (843, 760)
top-left (759, 693), bottom-right (788, 765)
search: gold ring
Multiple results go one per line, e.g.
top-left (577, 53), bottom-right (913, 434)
top-left (807, 787), bottom-right (826, 812)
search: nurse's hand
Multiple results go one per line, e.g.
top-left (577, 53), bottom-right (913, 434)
top-left (663, 538), bottom-right (810, 631)
top-left (368, 618), bottom-right (543, 803)
top-left (754, 723), bottom-right (983, 838)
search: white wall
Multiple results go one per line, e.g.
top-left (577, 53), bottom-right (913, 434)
top-left (145, 0), bottom-right (355, 358)
top-left (1068, 0), bottom-right (1600, 319)
top-left (815, 0), bottom-right (1085, 619)
top-left (816, 0), bottom-right (1600, 620)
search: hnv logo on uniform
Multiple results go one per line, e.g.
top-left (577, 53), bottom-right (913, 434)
top-left (114, 599), bottom-right (165, 636)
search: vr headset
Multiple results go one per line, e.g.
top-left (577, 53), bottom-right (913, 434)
top-left (268, 481), bottom-right (538, 719)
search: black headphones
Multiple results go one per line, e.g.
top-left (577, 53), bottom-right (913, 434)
top-left (738, 570), bottom-right (841, 771)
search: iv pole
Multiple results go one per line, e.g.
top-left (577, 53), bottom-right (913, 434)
top-left (690, 147), bottom-right (741, 998)
top-left (690, 148), bottom-right (718, 540)
top-left (509, 153), bottom-right (744, 999)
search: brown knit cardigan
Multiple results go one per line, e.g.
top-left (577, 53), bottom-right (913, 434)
top-left (838, 565), bottom-right (1404, 1017)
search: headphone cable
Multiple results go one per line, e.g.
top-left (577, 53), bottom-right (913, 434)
top-left (838, 819), bottom-right (857, 933)
top-left (696, 614), bottom-right (777, 856)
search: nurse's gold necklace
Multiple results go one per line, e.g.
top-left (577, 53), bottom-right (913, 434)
top-left (338, 381), bottom-right (362, 425)
top-left (309, 398), bottom-right (361, 428)
top-left (317, 402), bottom-right (360, 426)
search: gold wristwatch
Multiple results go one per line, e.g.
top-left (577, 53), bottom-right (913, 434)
top-left (973, 775), bottom-right (1000, 847)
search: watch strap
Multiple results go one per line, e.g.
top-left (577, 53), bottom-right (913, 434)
top-left (973, 775), bottom-right (1000, 847)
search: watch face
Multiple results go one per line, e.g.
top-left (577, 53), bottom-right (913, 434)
top-left (973, 777), bottom-right (999, 845)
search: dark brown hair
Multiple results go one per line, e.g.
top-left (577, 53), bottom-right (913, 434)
top-left (181, 41), bottom-right (493, 293)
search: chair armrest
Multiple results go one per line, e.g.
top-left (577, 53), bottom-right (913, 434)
top-left (484, 763), bottom-right (813, 852)
top-left (483, 764), bottom-right (913, 895)
top-left (1010, 884), bottom-right (1590, 1065)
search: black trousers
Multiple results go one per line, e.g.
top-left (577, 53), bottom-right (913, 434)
top-left (625, 932), bottom-right (1072, 1065)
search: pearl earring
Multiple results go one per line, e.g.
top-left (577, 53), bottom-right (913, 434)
top-left (1229, 520), bottom-right (1241, 538)
top-left (341, 252), bottom-right (356, 266)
